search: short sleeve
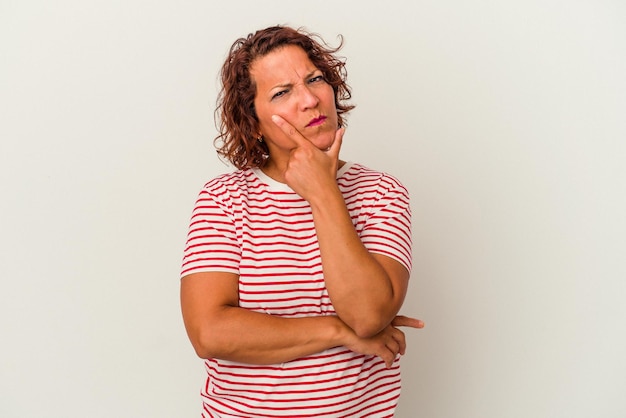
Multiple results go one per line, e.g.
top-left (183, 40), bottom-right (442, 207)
top-left (180, 181), bottom-right (241, 278)
top-left (360, 175), bottom-right (413, 273)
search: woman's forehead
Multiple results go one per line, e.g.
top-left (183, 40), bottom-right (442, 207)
top-left (250, 45), bottom-right (318, 86)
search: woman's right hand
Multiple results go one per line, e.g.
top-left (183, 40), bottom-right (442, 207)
top-left (343, 315), bottom-right (425, 368)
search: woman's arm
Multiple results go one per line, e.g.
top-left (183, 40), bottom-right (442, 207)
top-left (180, 271), bottom-right (420, 366)
top-left (272, 116), bottom-right (412, 338)
top-left (309, 188), bottom-right (410, 338)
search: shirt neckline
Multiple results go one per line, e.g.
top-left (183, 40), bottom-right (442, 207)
top-left (251, 161), bottom-right (354, 192)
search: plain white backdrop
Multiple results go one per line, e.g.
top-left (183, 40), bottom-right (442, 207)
top-left (1, 1), bottom-right (625, 417)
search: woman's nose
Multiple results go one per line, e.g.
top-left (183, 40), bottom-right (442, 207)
top-left (298, 86), bottom-right (319, 110)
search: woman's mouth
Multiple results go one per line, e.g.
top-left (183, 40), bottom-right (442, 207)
top-left (306, 116), bottom-right (327, 127)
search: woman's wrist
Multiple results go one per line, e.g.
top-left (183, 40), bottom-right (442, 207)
top-left (327, 315), bottom-right (355, 348)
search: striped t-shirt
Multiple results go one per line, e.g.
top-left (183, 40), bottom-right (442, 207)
top-left (181, 162), bottom-right (412, 417)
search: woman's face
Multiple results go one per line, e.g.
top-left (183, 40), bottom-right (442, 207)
top-left (250, 45), bottom-right (338, 161)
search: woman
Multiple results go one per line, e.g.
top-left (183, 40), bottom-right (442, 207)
top-left (180, 25), bottom-right (424, 417)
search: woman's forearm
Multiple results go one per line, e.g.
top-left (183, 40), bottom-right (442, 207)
top-left (308, 187), bottom-right (407, 337)
top-left (188, 306), bottom-right (349, 364)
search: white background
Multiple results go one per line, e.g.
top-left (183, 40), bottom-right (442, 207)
top-left (1, 1), bottom-right (625, 417)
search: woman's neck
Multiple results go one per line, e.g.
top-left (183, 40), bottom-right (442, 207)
top-left (260, 159), bottom-right (288, 184)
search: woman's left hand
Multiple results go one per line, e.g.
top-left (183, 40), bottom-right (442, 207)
top-left (271, 114), bottom-right (345, 202)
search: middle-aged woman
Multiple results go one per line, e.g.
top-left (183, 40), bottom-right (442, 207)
top-left (180, 25), bottom-right (424, 417)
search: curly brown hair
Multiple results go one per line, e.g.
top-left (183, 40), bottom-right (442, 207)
top-left (214, 25), bottom-right (355, 169)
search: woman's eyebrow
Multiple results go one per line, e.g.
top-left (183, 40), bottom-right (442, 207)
top-left (271, 70), bottom-right (320, 90)
top-left (271, 81), bottom-right (292, 90)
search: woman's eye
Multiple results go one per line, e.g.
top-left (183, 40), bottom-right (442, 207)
top-left (272, 90), bottom-right (287, 99)
top-left (309, 75), bottom-right (324, 83)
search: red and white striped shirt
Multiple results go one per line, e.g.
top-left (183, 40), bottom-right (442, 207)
top-left (181, 162), bottom-right (412, 417)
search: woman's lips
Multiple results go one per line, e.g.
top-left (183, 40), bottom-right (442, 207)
top-left (306, 116), bottom-right (327, 127)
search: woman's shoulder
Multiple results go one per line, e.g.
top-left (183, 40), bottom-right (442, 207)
top-left (341, 162), bottom-right (408, 192)
top-left (202, 168), bottom-right (258, 191)
top-left (194, 169), bottom-right (261, 206)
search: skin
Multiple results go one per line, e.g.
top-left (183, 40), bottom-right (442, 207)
top-left (252, 45), bottom-right (339, 178)
top-left (180, 44), bottom-right (424, 368)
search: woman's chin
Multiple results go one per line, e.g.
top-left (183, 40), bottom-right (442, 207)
top-left (312, 132), bottom-right (337, 151)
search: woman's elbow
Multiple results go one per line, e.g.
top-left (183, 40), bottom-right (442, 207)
top-left (350, 318), bottom-right (388, 339)
top-left (188, 328), bottom-right (222, 359)
top-left (190, 340), bottom-right (213, 359)
top-left (346, 305), bottom-right (400, 338)
top-left (188, 338), bottom-right (210, 359)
